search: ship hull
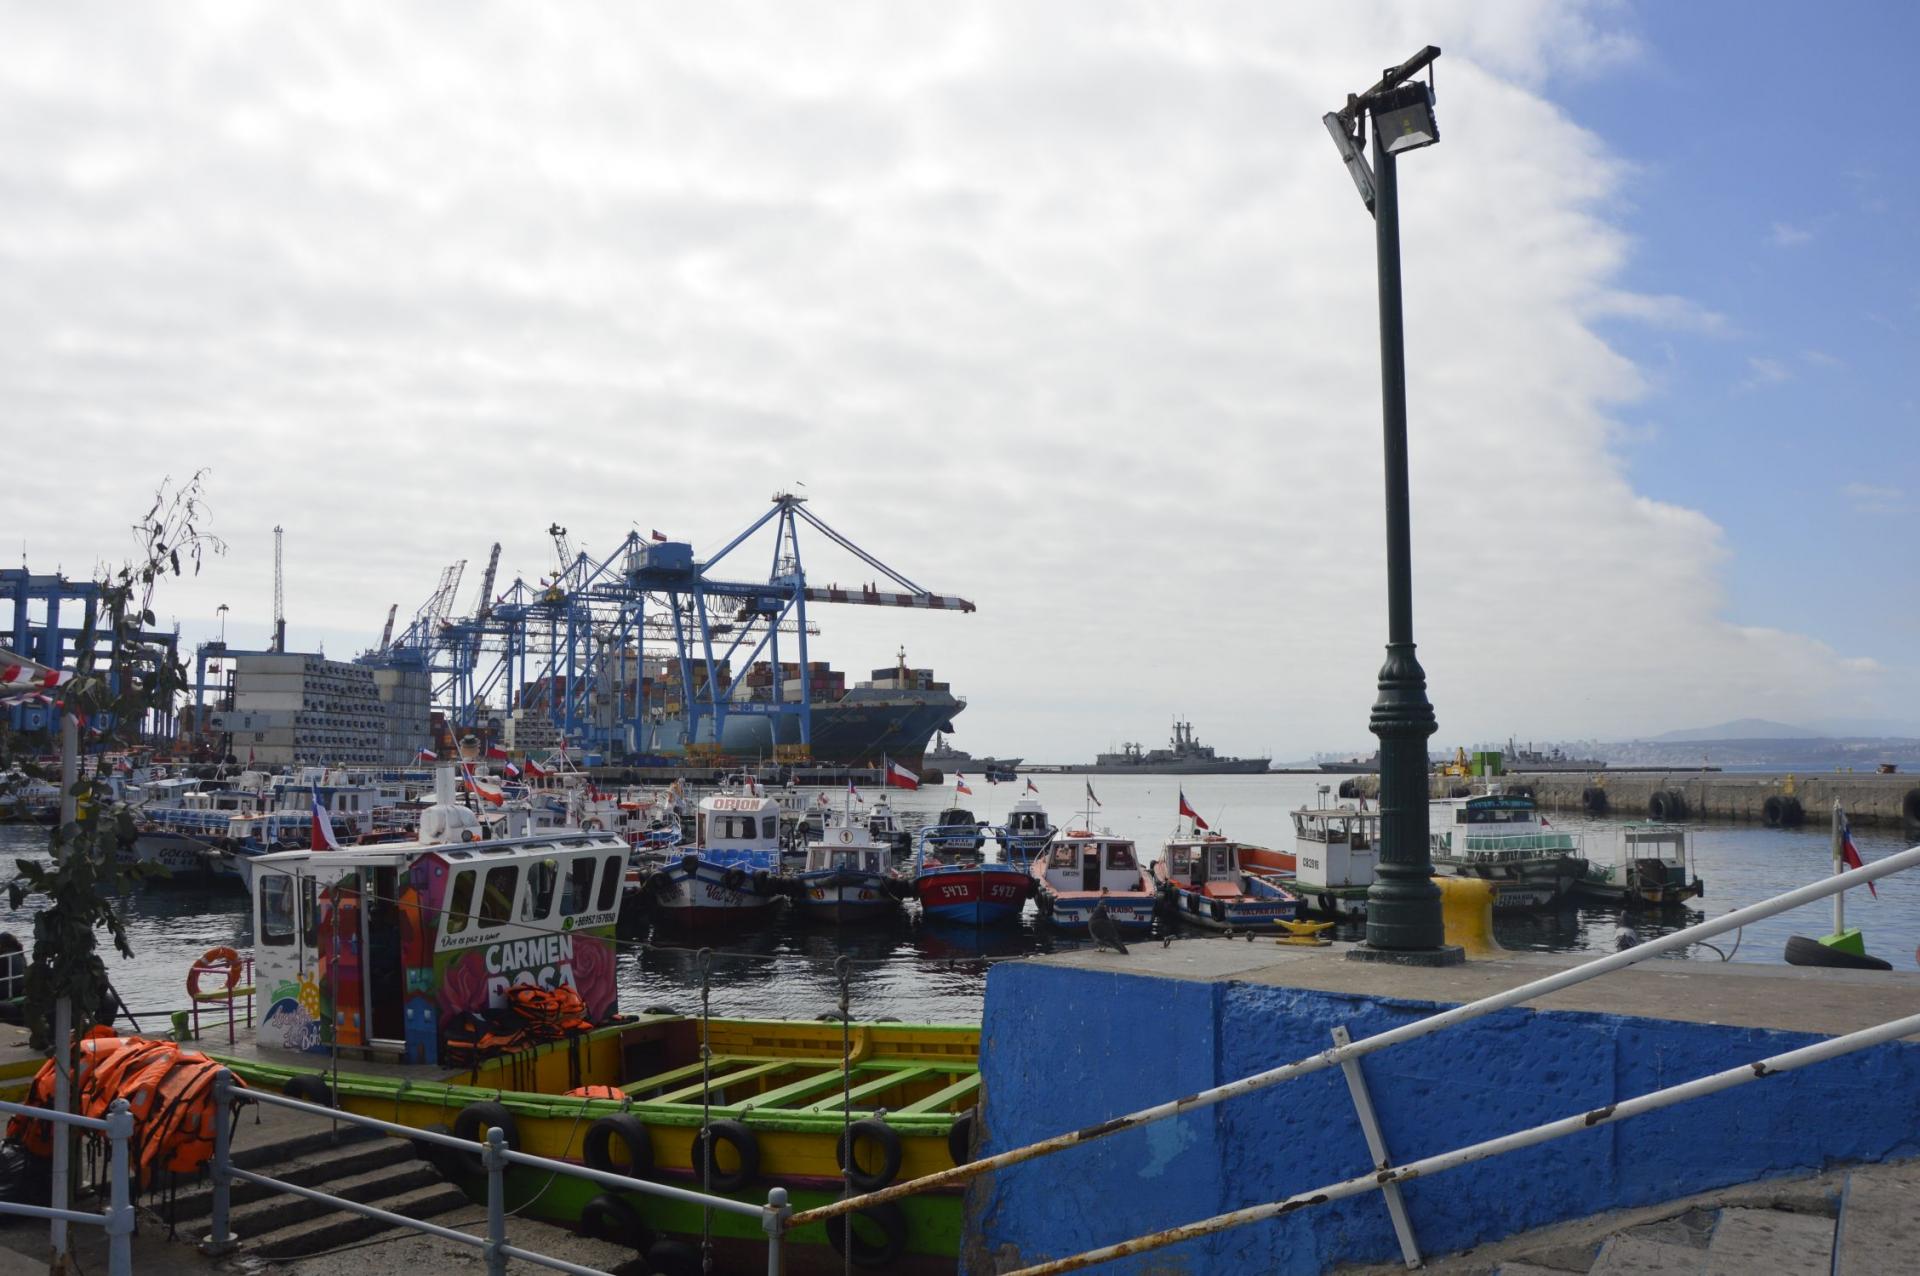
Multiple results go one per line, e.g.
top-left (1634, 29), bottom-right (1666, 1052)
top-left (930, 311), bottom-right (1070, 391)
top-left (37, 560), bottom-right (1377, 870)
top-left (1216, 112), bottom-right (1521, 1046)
top-left (642, 695), bottom-right (963, 770)
top-left (645, 859), bottom-right (787, 931)
top-left (915, 865), bottom-right (1030, 926)
top-left (1051, 758), bottom-right (1272, 775)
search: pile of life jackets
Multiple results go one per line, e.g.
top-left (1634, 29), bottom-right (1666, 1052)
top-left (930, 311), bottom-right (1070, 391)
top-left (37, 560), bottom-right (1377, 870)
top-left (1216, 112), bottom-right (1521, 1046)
top-left (442, 985), bottom-right (596, 1068)
top-left (5, 1028), bottom-right (247, 1185)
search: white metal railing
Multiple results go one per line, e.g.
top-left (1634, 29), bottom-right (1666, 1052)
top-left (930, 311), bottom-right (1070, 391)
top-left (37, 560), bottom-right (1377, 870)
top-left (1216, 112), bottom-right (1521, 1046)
top-left (201, 1074), bottom-right (792, 1275)
top-left (784, 843), bottom-right (1920, 1266)
top-left (0, 1096), bottom-right (135, 1276)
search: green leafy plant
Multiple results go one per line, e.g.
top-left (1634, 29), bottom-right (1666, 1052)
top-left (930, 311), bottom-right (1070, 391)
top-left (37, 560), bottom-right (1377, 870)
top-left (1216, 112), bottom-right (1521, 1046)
top-left (6, 473), bottom-right (223, 1048)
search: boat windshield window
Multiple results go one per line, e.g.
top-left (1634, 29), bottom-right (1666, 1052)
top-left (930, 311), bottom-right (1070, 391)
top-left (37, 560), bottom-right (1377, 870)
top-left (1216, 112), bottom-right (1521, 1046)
top-left (596, 855), bottom-right (621, 912)
top-left (445, 871), bottom-right (476, 935)
top-left (478, 865), bottom-right (517, 928)
top-left (1049, 843), bottom-right (1077, 868)
top-left (562, 856), bottom-right (596, 916)
top-left (523, 859), bottom-right (558, 920)
top-left (261, 876), bottom-right (296, 946)
top-left (865, 852), bottom-right (881, 873)
top-left (762, 816), bottom-right (778, 840)
top-left (1106, 845), bottom-right (1136, 870)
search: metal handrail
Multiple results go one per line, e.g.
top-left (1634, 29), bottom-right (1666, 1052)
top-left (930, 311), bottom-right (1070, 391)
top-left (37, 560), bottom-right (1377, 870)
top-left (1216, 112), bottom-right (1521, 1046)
top-left (203, 1071), bottom-right (792, 1274)
top-left (785, 842), bottom-right (1920, 1232)
top-left (0, 1096), bottom-right (134, 1276)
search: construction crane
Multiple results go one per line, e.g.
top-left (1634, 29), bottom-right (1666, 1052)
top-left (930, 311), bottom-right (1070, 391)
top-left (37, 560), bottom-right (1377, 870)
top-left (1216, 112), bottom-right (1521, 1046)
top-left (377, 604), bottom-right (398, 654)
top-left (271, 525), bottom-right (286, 652)
top-left (474, 543), bottom-right (502, 621)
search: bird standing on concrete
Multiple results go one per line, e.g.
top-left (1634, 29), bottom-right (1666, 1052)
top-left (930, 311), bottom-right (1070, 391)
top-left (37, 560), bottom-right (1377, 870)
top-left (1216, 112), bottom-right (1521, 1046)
top-left (1089, 890), bottom-right (1128, 955)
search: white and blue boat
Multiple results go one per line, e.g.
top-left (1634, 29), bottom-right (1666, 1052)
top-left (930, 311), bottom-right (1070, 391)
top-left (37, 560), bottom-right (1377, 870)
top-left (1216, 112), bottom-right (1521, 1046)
top-left (643, 790), bottom-right (788, 932)
top-left (994, 795), bottom-right (1056, 867)
top-left (796, 801), bottom-right (904, 926)
top-left (1029, 823), bottom-right (1156, 936)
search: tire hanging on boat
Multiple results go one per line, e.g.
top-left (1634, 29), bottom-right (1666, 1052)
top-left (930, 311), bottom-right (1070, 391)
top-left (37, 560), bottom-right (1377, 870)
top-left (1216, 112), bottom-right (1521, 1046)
top-left (947, 1107), bottom-right (977, 1167)
top-left (578, 1192), bottom-right (653, 1251)
top-left (451, 1100), bottom-right (519, 1174)
top-left (583, 1114), bottom-right (653, 1178)
top-left (723, 867), bottom-right (748, 891)
top-left (826, 1200), bottom-right (909, 1269)
top-left (835, 1118), bottom-right (902, 1191)
top-left (1582, 787), bottom-right (1609, 815)
top-left (690, 1119), bottom-right (759, 1192)
top-left (1763, 796), bottom-right (1785, 827)
top-left (642, 1239), bottom-right (702, 1276)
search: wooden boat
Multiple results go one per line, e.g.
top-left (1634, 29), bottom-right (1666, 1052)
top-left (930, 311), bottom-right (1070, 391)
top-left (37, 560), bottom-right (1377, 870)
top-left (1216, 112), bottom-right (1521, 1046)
top-left (221, 768), bottom-right (971, 1272)
top-left (913, 829), bottom-right (1031, 926)
top-left (1152, 833), bottom-right (1301, 931)
top-left (1030, 827), bottom-right (1155, 935)
top-left (993, 795), bottom-right (1055, 867)
top-left (795, 805), bottom-right (905, 925)
top-left (1291, 799), bottom-right (1378, 919)
top-left (924, 807), bottom-right (985, 855)
top-left (1573, 823), bottom-right (1704, 909)
top-left (638, 791), bottom-right (789, 931)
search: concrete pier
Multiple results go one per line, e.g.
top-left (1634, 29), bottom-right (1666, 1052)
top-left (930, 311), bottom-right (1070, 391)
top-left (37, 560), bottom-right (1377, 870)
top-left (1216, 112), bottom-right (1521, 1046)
top-left (964, 941), bottom-right (1920, 1274)
top-left (1349, 770), bottom-right (1920, 828)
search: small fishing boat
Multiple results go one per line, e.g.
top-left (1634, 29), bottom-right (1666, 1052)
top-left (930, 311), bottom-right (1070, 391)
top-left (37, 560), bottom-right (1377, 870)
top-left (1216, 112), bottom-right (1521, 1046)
top-left (640, 791), bottom-right (789, 931)
top-left (925, 806), bottom-right (985, 855)
top-left (795, 802), bottom-right (906, 925)
top-left (1573, 823), bottom-right (1704, 908)
top-left (1152, 833), bottom-right (1301, 931)
top-left (1429, 788), bottom-right (1588, 910)
top-left (994, 794), bottom-right (1055, 867)
top-left (867, 795), bottom-right (912, 854)
top-left (1030, 824), bottom-right (1155, 935)
top-left (1291, 796), bottom-right (1378, 919)
top-left (912, 828), bottom-right (1032, 927)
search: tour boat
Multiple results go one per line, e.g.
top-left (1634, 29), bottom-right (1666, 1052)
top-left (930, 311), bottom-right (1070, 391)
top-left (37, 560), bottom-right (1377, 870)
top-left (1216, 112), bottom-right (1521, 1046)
top-left (795, 803), bottom-right (906, 925)
top-left (1152, 832), bottom-right (1301, 931)
top-left (636, 791), bottom-right (789, 931)
top-left (1573, 823), bottom-right (1704, 909)
top-left (912, 828), bottom-right (1032, 927)
top-left (1428, 788), bottom-right (1588, 910)
top-left (1029, 825), bottom-right (1156, 935)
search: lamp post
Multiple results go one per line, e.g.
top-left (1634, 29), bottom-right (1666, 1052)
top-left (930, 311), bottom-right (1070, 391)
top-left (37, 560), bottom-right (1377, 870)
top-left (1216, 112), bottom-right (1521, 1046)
top-left (1325, 47), bottom-right (1461, 964)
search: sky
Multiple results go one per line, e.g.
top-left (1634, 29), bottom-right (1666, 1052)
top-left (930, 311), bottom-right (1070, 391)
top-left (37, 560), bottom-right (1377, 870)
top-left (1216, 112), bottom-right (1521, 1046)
top-left (3, 1), bottom-right (1915, 762)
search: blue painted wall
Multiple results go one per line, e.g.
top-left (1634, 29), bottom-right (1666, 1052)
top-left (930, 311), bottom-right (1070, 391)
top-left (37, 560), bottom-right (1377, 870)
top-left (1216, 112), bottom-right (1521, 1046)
top-left (963, 964), bottom-right (1920, 1274)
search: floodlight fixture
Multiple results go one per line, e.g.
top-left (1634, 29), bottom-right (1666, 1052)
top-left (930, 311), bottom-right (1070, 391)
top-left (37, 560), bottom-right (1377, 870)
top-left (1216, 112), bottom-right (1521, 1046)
top-left (1370, 81), bottom-right (1439, 155)
top-left (1323, 112), bottom-right (1376, 214)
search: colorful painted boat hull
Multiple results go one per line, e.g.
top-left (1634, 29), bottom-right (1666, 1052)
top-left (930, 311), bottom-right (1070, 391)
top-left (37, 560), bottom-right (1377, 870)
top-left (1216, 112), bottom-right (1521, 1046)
top-left (795, 870), bottom-right (900, 925)
top-left (1033, 888), bottom-right (1156, 934)
top-left (646, 858), bottom-right (786, 931)
top-left (914, 864), bottom-right (1030, 926)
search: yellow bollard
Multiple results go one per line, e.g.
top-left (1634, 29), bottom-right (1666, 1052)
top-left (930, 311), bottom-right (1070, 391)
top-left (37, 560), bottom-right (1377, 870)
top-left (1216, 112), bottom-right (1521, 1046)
top-left (1437, 877), bottom-right (1503, 956)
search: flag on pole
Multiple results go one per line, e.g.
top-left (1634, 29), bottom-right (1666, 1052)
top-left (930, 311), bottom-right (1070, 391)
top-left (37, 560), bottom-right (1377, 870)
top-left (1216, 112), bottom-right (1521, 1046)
top-left (311, 788), bottom-right (342, 851)
top-left (817, 791), bottom-right (831, 808)
top-left (248, 747), bottom-right (256, 765)
top-left (503, 762), bottom-right (522, 779)
top-left (1025, 778), bottom-right (1038, 795)
top-left (486, 744), bottom-right (509, 761)
top-left (1085, 780), bottom-right (1101, 807)
top-left (416, 748), bottom-right (437, 761)
top-left (1540, 816), bottom-right (1553, 829)
top-left (1841, 814), bottom-right (1876, 898)
top-left (848, 777), bottom-right (863, 803)
top-left (954, 773), bottom-right (973, 797)
top-left (1178, 789), bottom-right (1209, 831)
top-left (885, 758), bottom-right (921, 791)
top-left (462, 761), bottom-right (505, 806)
top-left (651, 530), bottom-right (669, 542)
top-left (526, 757), bottom-right (551, 777)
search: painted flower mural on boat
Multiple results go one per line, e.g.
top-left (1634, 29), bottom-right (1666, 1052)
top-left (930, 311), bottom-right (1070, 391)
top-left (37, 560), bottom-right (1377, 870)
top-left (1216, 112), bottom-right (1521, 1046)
top-left (570, 932), bottom-right (616, 1020)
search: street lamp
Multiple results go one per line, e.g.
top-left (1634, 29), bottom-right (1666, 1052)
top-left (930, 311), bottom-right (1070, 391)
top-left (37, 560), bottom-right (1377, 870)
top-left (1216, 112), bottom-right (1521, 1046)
top-left (1325, 47), bottom-right (1461, 965)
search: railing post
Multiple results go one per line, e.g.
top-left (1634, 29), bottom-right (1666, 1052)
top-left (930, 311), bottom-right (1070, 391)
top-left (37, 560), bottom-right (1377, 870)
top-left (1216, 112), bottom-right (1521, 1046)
top-left (104, 1098), bottom-right (133, 1276)
top-left (762, 1185), bottom-right (790, 1276)
top-left (484, 1126), bottom-right (507, 1276)
top-left (200, 1069), bottom-right (238, 1255)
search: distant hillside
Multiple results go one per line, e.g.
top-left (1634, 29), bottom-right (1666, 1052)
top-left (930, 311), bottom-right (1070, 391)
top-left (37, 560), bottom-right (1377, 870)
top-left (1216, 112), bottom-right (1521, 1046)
top-left (1649, 719), bottom-right (1823, 743)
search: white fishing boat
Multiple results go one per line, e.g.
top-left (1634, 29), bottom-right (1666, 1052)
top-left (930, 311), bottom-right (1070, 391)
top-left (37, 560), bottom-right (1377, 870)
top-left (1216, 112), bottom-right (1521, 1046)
top-left (638, 791), bottom-right (788, 931)
top-left (1291, 798), bottom-right (1379, 918)
top-left (795, 800), bottom-right (904, 925)
top-left (1428, 788), bottom-right (1587, 910)
top-left (1029, 811), bottom-right (1155, 936)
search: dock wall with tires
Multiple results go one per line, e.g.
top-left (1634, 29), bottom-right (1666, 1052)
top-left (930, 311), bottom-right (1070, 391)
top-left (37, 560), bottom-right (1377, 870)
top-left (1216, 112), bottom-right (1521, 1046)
top-left (963, 945), bottom-right (1920, 1275)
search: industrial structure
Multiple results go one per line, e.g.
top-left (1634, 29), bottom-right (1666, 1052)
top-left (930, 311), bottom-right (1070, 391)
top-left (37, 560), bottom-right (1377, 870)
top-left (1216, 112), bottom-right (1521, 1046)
top-left (2, 566), bottom-right (180, 744)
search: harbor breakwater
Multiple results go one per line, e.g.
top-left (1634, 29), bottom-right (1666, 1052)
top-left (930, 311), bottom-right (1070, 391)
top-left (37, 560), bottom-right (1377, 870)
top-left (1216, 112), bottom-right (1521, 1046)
top-left (963, 944), bottom-right (1920, 1274)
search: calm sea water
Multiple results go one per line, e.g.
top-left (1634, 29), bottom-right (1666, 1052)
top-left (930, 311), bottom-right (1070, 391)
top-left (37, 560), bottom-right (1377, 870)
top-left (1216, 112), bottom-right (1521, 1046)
top-left (2, 772), bottom-right (1913, 1026)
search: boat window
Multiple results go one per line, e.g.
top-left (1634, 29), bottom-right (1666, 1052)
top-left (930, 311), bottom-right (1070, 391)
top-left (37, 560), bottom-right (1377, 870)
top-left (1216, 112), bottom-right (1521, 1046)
top-left (762, 816), bottom-right (778, 840)
top-left (261, 876), bottom-right (296, 946)
top-left (479, 865), bottom-right (517, 928)
top-left (562, 856), bottom-right (596, 916)
top-left (301, 876), bottom-right (319, 948)
top-left (865, 852), bottom-right (881, 873)
top-left (1049, 843), bottom-right (1076, 868)
top-left (445, 871), bottom-right (476, 935)
top-left (523, 859), bottom-right (558, 920)
top-left (1211, 848), bottom-right (1232, 874)
top-left (1106, 845), bottom-right (1136, 870)
top-left (596, 854), bottom-right (621, 912)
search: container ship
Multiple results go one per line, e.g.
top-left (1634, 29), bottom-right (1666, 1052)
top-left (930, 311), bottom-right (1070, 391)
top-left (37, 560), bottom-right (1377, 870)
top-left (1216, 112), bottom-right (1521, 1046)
top-left (1059, 721), bottom-right (1270, 775)
top-left (634, 648), bottom-right (963, 769)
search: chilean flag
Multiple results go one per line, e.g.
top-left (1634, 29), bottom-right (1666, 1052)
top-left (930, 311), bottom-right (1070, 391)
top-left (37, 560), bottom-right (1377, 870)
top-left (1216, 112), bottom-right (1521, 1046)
top-left (1025, 778), bottom-right (1039, 795)
top-left (462, 761), bottom-right (505, 806)
top-left (486, 744), bottom-right (510, 761)
top-left (954, 773), bottom-right (972, 796)
top-left (1841, 815), bottom-right (1876, 898)
top-left (417, 748), bottom-right (437, 761)
top-left (651, 529), bottom-right (669, 542)
top-left (884, 758), bottom-right (920, 791)
top-left (1178, 789), bottom-right (1209, 831)
top-left (310, 788), bottom-right (342, 851)
top-left (526, 758), bottom-right (552, 777)
top-left (503, 762), bottom-right (522, 780)
top-left (847, 777), bottom-right (863, 803)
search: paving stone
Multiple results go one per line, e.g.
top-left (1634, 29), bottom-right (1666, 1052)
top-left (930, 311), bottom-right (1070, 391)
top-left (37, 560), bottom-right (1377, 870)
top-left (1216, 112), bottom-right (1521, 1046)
top-left (1590, 1232), bottom-right (1708, 1275)
top-left (1497, 1264), bottom-right (1580, 1276)
top-left (1834, 1167), bottom-right (1920, 1276)
top-left (1704, 1207), bottom-right (1834, 1276)
top-left (1624, 1217), bottom-right (1711, 1250)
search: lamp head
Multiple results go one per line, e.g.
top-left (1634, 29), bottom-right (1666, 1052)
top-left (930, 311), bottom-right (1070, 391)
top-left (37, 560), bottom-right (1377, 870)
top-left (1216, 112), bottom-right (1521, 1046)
top-left (1369, 81), bottom-right (1439, 154)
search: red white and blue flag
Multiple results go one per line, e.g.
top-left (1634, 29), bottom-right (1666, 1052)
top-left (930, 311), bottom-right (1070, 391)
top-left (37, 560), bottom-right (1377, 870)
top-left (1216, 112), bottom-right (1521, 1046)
top-left (1178, 789), bottom-right (1209, 831)
top-left (310, 788), bottom-right (341, 851)
top-left (847, 777), bottom-right (863, 803)
top-left (1025, 778), bottom-right (1039, 795)
top-left (651, 529), bottom-right (669, 542)
top-left (486, 744), bottom-right (509, 761)
top-left (503, 762), bottom-right (522, 779)
top-left (884, 758), bottom-right (920, 791)
top-left (1841, 815), bottom-right (1876, 898)
top-left (954, 773), bottom-right (972, 797)
top-left (417, 748), bottom-right (437, 761)
top-left (462, 761), bottom-right (505, 806)
top-left (526, 757), bottom-right (552, 777)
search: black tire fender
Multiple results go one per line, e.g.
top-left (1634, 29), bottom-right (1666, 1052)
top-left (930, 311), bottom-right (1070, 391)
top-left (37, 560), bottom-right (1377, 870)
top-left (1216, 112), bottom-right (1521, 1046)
top-left (281, 1074), bottom-right (334, 1109)
top-left (835, 1117), bottom-right (903, 1191)
top-left (1902, 787), bottom-right (1920, 826)
top-left (1784, 934), bottom-right (1892, 971)
top-left (1763, 796), bottom-right (1784, 827)
top-left (451, 1101), bottom-right (519, 1174)
top-left (751, 868), bottom-right (770, 893)
top-left (583, 1114), bottom-right (653, 1178)
top-left (723, 867), bottom-right (747, 891)
top-left (826, 1200), bottom-right (909, 1269)
top-left (679, 852), bottom-right (699, 875)
top-left (690, 1119), bottom-right (760, 1192)
top-left (578, 1192), bottom-right (653, 1251)
top-left (947, 1106), bottom-right (977, 1167)
top-left (642, 1238), bottom-right (702, 1276)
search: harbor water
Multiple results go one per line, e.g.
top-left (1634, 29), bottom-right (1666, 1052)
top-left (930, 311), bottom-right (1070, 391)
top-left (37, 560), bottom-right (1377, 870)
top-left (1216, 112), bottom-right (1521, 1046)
top-left (1, 772), bottom-right (1914, 1028)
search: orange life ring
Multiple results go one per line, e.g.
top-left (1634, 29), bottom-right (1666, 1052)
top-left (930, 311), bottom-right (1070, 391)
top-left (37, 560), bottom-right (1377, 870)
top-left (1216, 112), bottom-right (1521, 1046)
top-left (188, 946), bottom-right (242, 1000)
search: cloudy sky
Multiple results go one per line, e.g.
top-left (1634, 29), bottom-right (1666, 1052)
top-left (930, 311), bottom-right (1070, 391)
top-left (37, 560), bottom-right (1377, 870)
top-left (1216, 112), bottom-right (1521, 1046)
top-left (5, 2), bottom-right (1915, 761)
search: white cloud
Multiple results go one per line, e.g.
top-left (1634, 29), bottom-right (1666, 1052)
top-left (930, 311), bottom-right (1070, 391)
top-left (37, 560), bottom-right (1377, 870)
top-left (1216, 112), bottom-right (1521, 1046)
top-left (1844, 483), bottom-right (1905, 515)
top-left (1738, 356), bottom-right (1792, 390)
top-left (1770, 221), bottom-right (1813, 247)
top-left (0, 1), bottom-right (1898, 760)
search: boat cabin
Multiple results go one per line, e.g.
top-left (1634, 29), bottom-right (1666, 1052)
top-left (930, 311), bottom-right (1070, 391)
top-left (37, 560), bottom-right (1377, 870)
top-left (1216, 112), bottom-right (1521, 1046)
top-left (1041, 831), bottom-right (1141, 893)
top-left (250, 830), bottom-right (628, 1065)
top-left (1429, 792), bottom-right (1578, 860)
top-left (1003, 797), bottom-right (1054, 842)
top-left (1162, 836), bottom-right (1237, 888)
top-left (1292, 806), bottom-right (1378, 890)
top-left (804, 816), bottom-right (889, 877)
top-left (694, 793), bottom-right (783, 870)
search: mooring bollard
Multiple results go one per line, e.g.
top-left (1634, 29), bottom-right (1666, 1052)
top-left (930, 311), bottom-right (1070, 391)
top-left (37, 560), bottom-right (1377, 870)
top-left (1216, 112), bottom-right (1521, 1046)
top-left (200, 1069), bottom-right (238, 1255)
top-left (104, 1098), bottom-right (134, 1276)
top-left (484, 1126), bottom-right (508, 1276)
top-left (762, 1185), bottom-right (790, 1275)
